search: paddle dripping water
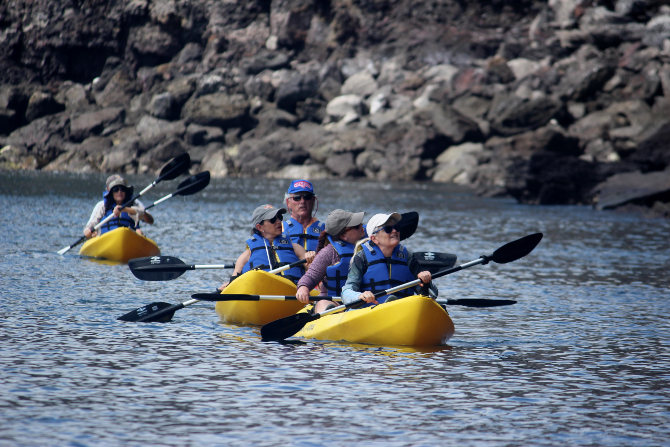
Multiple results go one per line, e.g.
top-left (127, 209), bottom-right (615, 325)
top-left (2, 171), bottom-right (670, 447)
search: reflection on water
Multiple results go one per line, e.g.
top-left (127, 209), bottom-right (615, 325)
top-left (1, 171), bottom-right (669, 446)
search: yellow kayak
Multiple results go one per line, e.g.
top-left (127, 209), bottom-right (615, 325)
top-left (216, 270), bottom-right (314, 325)
top-left (79, 227), bottom-right (160, 263)
top-left (294, 295), bottom-right (455, 347)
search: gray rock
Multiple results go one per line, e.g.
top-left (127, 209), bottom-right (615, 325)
top-left (593, 168), bottom-right (670, 210)
top-left (185, 123), bottom-right (225, 146)
top-left (25, 91), bottom-right (65, 122)
top-left (136, 115), bottom-right (186, 146)
top-left (148, 92), bottom-right (180, 120)
top-left (275, 71), bottom-right (319, 113)
top-left (70, 107), bottom-right (125, 142)
top-left (181, 93), bottom-right (250, 129)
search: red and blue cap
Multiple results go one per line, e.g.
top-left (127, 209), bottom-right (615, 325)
top-left (287, 179), bottom-right (314, 195)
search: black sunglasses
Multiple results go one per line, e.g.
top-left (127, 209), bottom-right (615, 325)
top-left (265, 214), bottom-right (283, 224)
top-left (110, 186), bottom-right (126, 193)
top-left (291, 194), bottom-right (314, 202)
top-left (373, 225), bottom-right (398, 235)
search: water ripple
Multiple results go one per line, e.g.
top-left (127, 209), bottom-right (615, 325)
top-left (2, 174), bottom-right (670, 446)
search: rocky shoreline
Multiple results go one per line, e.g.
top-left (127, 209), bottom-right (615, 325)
top-left (1, 0), bottom-right (669, 217)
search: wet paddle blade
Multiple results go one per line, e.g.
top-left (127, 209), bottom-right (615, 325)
top-left (491, 232), bottom-right (543, 264)
top-left (117, 302), bottom-right (175, 322)
top-left (158, 153), bottom-right (191, 181)
top-left (176, 171), bottom-right (210, 196)
top-left (412, 251), bottom-right (457, 273)
top-left (260, 313), bottom-right (320, 342)
top-left (128, 256), bottom-right (189, 281)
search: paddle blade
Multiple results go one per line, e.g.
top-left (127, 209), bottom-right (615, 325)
top-left (441, 298), bottom-right (517, 307)
top-left (491, 232), bottom-right (543, 264)
top-left (117, 302), bottom-right (175, 322)
top-left (397, 211), bottom-right (418, 241)
top-left (412, 251), bottom-right (457, 273)
top-left (260, 313), bottom-right (319, 342)
top-left (128, 256), bottom-right (188, 281)
top-left (57, 235), bottom-right (86, 255)
top-left (176, 171), bottom-right (210, 196)
top-left (158, 153), bottom-right (191, 181)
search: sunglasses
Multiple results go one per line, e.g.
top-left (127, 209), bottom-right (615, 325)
top-left (264, 214), bottom-right (283, 224)
top-left (110, 186), bottom-right (126, 193)
top-left (290, 194), bottom-right (314, 202)
top-left (345, 224), bottom-right (363, 231)
top-left (373, 225), bottom-right (398, 235)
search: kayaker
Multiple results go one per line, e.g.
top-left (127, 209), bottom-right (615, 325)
top-left (341, 212), bottom-right (433, 306)
top-left (221, 204), bottom-right (314, 288)
top-left (83, 174), bottom-right (154, 238)
top-left (283, 179), bottom-right (325, 258)
top-left (295, 209), bottom-right (366, 313)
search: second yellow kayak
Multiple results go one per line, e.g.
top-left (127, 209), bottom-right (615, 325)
top-left (216, 270), bottom-right (313, 325)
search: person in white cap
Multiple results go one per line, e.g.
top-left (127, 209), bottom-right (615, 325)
top-left (83, 174), bottom-right (153, 238)
top-left (219, 204), bottom-right (310, 289)
top-left (295, 209), bottom-right (366, 313)
top-left (341, 212), bottom-right (433, 306)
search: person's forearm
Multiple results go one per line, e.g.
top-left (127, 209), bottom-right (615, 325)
top-left (296, 248), bottom-right (334, 290)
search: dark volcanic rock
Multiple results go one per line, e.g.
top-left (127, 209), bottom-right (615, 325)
top-left (1, 0), bottom-right (669, 217)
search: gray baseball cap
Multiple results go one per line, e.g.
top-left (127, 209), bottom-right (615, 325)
top-left (251, 204), bottom-right (287, 229)
top-left (325, 209), bottom-right (365, 236)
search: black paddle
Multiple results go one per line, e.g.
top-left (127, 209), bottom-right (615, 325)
top-left (191, 293), bottom-right (340, 302)
top-left (191, 292), bottom-right (514, 308)
top-left (118, 259), bottom-right (308, 323)
top-left (117, 299), bottom-right (199, 323)
top-left (129, 255), bottom-right (234, 281)
top-left (260, 232), bottom-right (543, 342)
top-left (142, 171), bottom-right (211, 211)
top-left (58, 153), bottom-right (191, 255)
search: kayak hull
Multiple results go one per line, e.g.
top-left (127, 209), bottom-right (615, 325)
top-left (79, 227), bottom-right (160, 264)
top-left (215, 270), bottom-right (306, 326)
top-left (295, 295), bottom-right (455, 347)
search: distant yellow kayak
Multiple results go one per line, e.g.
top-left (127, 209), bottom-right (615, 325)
top-left (295, 295), bottom-right (455, 347)
top-left (216, 270), bottom-right (313, 326)
top-left (79, 227), bottom-right (160, 263)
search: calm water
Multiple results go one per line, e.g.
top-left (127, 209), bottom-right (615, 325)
top-left (1, 170), bottom-right (669, 447)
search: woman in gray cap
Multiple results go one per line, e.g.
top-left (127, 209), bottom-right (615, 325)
top-left (83, 174), bottom-right (153, 238)
top-left (222, 204), bottom-right (311, 288)
top-left (295, 209), bottom-right (366, 313)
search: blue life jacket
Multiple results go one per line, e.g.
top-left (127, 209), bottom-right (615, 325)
top-left (242, 233), bottom-right (303, 283)
top-left (324, 235), bottom-right (355, 296)
top-left (360, 241), bottom-right (415, 303)
top-left (283, 216), bottom-right (324, 251)
top-left (99, 207), bottom-right (137, 234)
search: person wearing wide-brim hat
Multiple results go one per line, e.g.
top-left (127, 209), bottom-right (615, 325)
top-left (219, 204), bottom-right (310, 290)
top-left (341, 212), bottom-right (433, 306)
top-left (83, 174), bottom-right (154, 238)
top-left (295, 209), bottom-right (366, 313)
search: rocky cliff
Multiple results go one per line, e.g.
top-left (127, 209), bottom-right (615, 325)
top-left (1, 0), bottom-right (669, 216)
